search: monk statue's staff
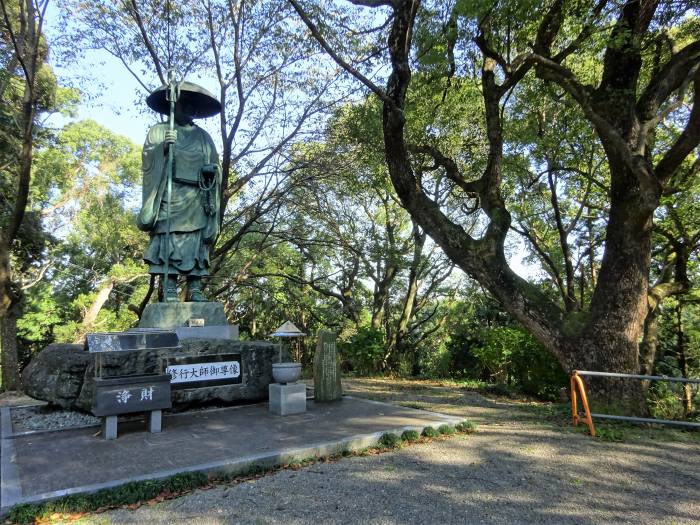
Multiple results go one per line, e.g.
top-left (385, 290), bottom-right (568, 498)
top-left (164, 68), bottom-right (179, 301)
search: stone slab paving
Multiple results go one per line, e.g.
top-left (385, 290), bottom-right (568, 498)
top-left (0, 395), bottom-right (460, 514)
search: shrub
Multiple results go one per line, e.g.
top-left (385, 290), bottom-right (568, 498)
top-left (437, 424), bottom-right (456, 435)
top-left (443, 297), bottom-right (569, 401)
top-left (379, 432), bottom-right (402, 448)
top-left (401, 429), bottom-right (420, 442)
top-left (456, 420), bottom-right (477, 433)
top-left (421, 426), bottom-right (440, 438)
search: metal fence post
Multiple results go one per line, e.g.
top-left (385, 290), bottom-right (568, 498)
top-left (571, 372), bottom-right (596, 437)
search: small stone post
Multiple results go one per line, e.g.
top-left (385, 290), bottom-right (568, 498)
top-left (313, 329), bottom-right (342, 402)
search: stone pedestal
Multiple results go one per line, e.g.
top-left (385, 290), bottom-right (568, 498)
top-left (148, 410), bottom-right (162, 433)
top-left (22, 340), bottom-right (279, 411)
top-left (100, 410), bottom-right (163, 440)
top-left (268, 383), bottom-right (306, 416)
top-left (102, 415), bottom-right (117, 440)
top-left (139, 302), bottom-right (228, 329)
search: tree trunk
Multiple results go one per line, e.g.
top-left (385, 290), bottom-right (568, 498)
top-left (128, 274), bottom-right (156, 319)
top-left (387, 222), bottom-right (424, 369)
top-left (0, 244), bottom-right (12, 320)
top-left (676, 303), bottom-right (692, 417)
top-left (570, 160), bottom-right (655, 412)
top-left (75, 280), bottom-right (115, 343)
top-left (639, 306), bottom-right (659, 404)
top-left (0, 1), bottom-right (42, 391)
top-left (370, 263), bottom-right (397, 330)
top-left (0, 303), bottom-right (21, 392)
top-left (547, 170), bottom-right (578, 311)
top-left (0, 245), bottom-right (21, 392)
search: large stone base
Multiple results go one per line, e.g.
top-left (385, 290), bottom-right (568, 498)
top-left (22, 339), bottom-right (279, 412)
top-left (268, 383), bottom-right (306, 416)
top-left (139, 302), bottom-right (227, 329)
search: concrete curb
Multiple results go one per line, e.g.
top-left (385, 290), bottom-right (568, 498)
top-left (0, 399), bottom-right (461, 516)
top-left (1, 407), bottom-right (22, 512)
top-left (343, 395), bottom-right (464, 424)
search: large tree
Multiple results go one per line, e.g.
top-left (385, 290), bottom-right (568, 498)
top-left (290, 0), bottom-right (700, 410)
top-left (0, 0), bottom-right (50, 390)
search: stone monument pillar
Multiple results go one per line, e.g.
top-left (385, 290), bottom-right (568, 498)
top-left (313, 329), bottom-right (342, 402)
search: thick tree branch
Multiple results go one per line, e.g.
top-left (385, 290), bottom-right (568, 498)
top-left (637, 40), bottom-right (700, 122)
top-left (532, 54), bottom-right (655, 188)
top-left (599, 0), bottom-right (656, 93)
top-left (533, 0), bottom-right (564, 57)
top-left (654, 68), bottom-right (700, 183)
top-left (409, 145), bottom-right (481, 194)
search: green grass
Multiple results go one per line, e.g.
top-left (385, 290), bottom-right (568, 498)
top-left (563, 418), bottom-right (700, 443)
top-left (398, 401), bottom-right (428, 410)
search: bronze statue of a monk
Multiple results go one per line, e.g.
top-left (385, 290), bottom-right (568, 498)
top-left (137, 81), bottom-right (222, 302)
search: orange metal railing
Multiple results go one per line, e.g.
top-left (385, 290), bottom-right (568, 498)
top-left (570, 371), bottom-right (595, 437)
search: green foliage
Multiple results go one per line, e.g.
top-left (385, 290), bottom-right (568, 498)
top-left (16, 119), bottom-right (147, 349)
top-left (16, 283), bottom-right (62, 366)
top-left (437, 424), bottom-right (456, 435)
top-left (340, 326), bottom-right (387, 374)
top-left (455, 420), bottom-right (477, 433)
top-left (401, 429), bottom-right (420, 442)
top-left (378, 432), bottom-right (402, 449)
top-left (647, 301), bottom-right (700, 422)
top-left (471, 326), bottom-right (567, 400)
top-left (595, 426), bottom-right (627, 443)
top-left (421, 426), bottom-right (440, 438)
top-left (444, 293), bottom-right (567, 401)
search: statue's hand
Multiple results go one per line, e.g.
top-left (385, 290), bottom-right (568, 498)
top-left (164, 130), bottom-right (177, 146)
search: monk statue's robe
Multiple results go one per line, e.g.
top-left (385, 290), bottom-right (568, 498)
top-left (136, 122), bottom-right (221, 277)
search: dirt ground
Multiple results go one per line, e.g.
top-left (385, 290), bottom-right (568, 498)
top-left (31, 378), bottom-right (700, 524)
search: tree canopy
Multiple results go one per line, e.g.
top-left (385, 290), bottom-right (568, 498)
top-left (1, 0), bottom-right (699, 415)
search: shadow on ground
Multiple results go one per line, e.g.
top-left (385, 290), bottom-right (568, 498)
top-left (95, 378), bottom-right (700, 525)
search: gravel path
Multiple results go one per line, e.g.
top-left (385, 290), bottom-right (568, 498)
top-left (47, 379), bottom-right (700, 524)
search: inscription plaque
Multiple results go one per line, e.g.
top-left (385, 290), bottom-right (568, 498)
top-left (164, 353), bottom-right (243, 390)
top-left (93, 374), bottom-right (172, 417)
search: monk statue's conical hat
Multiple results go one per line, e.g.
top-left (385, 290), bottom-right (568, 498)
top-left (146, 80), bottom-right (221, 119)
